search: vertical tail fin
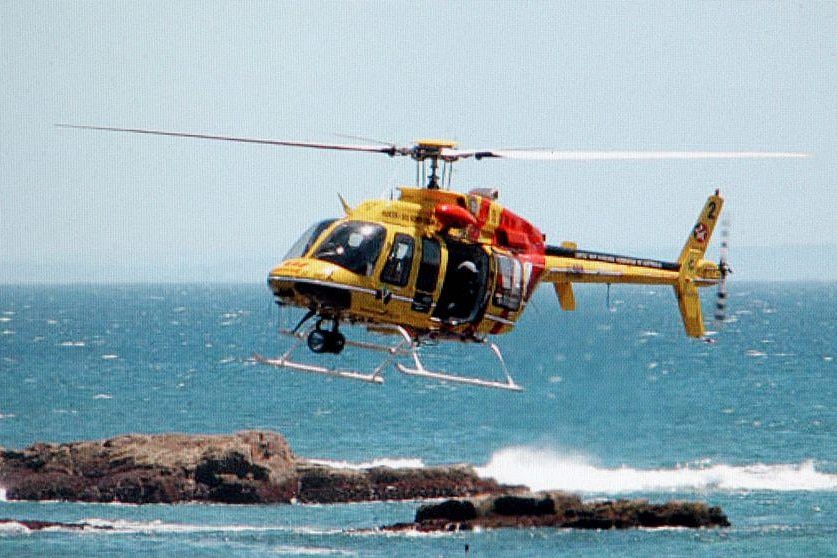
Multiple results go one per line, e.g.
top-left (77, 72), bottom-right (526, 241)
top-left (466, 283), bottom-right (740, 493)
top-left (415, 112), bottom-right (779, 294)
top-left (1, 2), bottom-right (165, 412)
top-left (678, 191), bottom-right (724, 263)
top-left (674, 192), bottom-right (724, 338)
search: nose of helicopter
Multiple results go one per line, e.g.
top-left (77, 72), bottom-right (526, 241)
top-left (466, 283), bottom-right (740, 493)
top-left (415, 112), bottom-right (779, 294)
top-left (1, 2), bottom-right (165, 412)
top-left (267, 258), bottom-right (352, 311)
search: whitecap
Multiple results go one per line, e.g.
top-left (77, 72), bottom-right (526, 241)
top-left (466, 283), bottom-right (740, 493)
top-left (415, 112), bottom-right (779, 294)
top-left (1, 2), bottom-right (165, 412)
top-left (0, 521), bottom-right (30, 535)
top-left (274, 546), bottom-right (356, 556)
top-left (0, 317), bottom-right (11, 323)
top-left (93, 394), bottom-right (113, 400)
top-left (101, 354), bottom-right (119, 360)
top-left (746, 349), bottom-right (766, 357)
top-left (307, 457), bottom-right (426, 470)
top-left (475, 446), bottom-right (837, 493)
top-left (79, 518), bottom-right (330, 535)
top-left (60, 341), bottom-right (86, 347)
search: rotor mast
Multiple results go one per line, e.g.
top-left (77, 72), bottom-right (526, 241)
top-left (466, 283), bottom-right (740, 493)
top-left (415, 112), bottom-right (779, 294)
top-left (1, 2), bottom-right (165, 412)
top-left (412, 139), bottom-right (458, 189)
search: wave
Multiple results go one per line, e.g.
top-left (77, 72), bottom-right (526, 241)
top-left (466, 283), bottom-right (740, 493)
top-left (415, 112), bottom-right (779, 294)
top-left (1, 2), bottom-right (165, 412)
top-left (80, 518), bottom-right (308, 534)
top-left (306, 458), bottom-right (426, 470)
top-left (0, 521), bottom-right (31, 535)
top-left (274, 546), bottom-right (356, 556)
top-left (474, 447), bottom-right (837, 493)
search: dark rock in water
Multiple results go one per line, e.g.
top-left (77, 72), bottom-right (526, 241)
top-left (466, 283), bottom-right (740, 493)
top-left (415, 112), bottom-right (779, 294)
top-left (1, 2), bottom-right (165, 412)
top-left (295, 463), bottom-right (374, 503)
top-left (0, 431), bottom-right (297, 504)
top-left (295, 462), bottom-right (508, 503)
top-left (492, 494), bottom-right (556, 516)
top-left (385, 492), bottom-right (731, 531)
top-left (416, 499), bottom-right (477, 522)
top-left (0, 431), bottom-right (731, 531)
top-left (0, 431), bottom-right (508, 505)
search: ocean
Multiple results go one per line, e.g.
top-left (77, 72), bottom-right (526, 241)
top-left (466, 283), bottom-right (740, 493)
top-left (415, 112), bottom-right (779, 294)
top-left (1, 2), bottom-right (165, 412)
top-left (0, 282), bottom-right (834, 556)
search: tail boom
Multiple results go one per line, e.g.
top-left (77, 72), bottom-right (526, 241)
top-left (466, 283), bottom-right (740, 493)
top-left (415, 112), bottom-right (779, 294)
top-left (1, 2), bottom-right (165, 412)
top-left (540, 192), bottom-right (725, 338)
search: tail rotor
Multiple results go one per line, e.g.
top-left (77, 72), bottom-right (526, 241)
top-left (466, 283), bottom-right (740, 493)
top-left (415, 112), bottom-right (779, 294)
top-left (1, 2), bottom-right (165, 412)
top-left (713, 218), bottom-right (732, 326)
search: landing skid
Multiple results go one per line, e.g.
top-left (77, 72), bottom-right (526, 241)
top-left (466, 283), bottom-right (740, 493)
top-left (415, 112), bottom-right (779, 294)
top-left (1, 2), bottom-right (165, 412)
top-left (254, 324), bottom-right (522, 391)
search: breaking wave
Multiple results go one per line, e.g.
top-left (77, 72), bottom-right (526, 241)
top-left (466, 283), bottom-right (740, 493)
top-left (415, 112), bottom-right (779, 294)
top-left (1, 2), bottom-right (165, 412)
top-left (475, 447), bottom-right (837, 493)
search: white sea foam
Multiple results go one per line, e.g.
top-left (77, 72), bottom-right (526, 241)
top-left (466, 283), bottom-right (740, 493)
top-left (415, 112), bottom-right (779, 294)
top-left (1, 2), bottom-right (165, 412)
top-left (0, 521), bottom-right (30, 535)
top-left (307, 457), bottom-right (426, 470)
top-left (274, 546), bottom-right (356, 556)
top-left (100, 354), bottom-right (119, 360)
top-left (60, 341), bottom-right (86, 347)
top-left (475, 447), bottom-right (837, 493)
top-left (80, 518), bottom-right (326, 534)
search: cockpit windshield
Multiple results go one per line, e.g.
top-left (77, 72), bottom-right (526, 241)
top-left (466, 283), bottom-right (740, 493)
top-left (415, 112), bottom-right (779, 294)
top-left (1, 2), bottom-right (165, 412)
top-left (283, 219), bottom-right (337, 261)
top-left (313, 221), bottom-right (386, 276)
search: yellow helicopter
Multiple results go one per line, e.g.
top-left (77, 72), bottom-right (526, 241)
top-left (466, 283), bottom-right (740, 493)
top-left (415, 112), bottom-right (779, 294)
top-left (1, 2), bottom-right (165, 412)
top-left (58, 125), bottom-right (807, 390)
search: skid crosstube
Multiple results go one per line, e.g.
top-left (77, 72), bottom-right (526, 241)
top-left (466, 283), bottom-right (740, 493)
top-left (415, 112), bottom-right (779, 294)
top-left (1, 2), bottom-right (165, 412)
top-left (254, 323), bottom-right (522, 391)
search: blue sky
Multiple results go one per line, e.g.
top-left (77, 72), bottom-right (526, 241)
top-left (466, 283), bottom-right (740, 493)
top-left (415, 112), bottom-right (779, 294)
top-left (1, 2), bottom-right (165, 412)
top-left (1, 1), bottom-right (834, 282)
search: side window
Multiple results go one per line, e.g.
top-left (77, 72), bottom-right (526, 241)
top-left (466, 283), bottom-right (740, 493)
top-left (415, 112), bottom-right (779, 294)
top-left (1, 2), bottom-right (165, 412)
top-left (493, 254), bottom-right (523, 311)
top-left (381, 234), bottom-right (415, 287)
top-left (416, 238), bottom-right (441, 293)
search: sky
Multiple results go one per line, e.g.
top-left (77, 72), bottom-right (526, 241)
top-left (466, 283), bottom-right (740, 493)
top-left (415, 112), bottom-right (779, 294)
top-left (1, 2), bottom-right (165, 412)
top-left (1, 1), bottom-right (835, 283)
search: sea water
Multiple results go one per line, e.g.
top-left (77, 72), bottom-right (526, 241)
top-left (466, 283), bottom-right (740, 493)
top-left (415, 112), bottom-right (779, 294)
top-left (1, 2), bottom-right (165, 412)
top-left (0, 282), bottom-right (834, 556)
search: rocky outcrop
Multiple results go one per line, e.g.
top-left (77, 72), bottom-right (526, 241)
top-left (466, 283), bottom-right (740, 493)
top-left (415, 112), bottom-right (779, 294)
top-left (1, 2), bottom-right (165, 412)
top-left (0, 431), bottom-right (731, 531)
top-left (296, 462), bottom-right (508, 503)
top-left (0, 431), bottom-right (506, 505)
top-left (385, 492), bottom-right (731, 531)
top-left (0, 431), bottom-right (297, 504)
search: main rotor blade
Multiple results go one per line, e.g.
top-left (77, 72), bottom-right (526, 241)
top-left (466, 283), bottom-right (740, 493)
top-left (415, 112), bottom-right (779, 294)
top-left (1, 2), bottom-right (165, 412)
top-left (445, 149), bottom-right (812, 161)
top-left (56, 124), bottom-right (408, 156)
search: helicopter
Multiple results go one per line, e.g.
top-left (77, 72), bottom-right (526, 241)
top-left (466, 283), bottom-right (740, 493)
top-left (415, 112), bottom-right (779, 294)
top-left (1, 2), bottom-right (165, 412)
top-left (58, 124), bottom-right (808, 390)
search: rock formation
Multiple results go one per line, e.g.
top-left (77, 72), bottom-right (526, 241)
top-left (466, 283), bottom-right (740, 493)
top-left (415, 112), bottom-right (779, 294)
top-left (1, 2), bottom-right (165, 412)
top-left (0, 430), bottom-right (730, 530)
top-left (385, 492), bottom-right (731, 531)
top-left (0, 431), bottom-right (505, 504)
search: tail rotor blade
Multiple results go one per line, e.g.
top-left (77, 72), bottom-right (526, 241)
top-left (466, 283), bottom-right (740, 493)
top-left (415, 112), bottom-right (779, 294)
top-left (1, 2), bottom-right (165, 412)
top-left (713, 219), bottom-right (731, 325)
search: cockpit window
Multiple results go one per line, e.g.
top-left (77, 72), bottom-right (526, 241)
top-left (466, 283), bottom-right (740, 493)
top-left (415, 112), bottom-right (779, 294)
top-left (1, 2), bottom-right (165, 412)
top-left (284, 219), bottom-right (337, 261)
top-left (313, 221), bottom-right (386, 276)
